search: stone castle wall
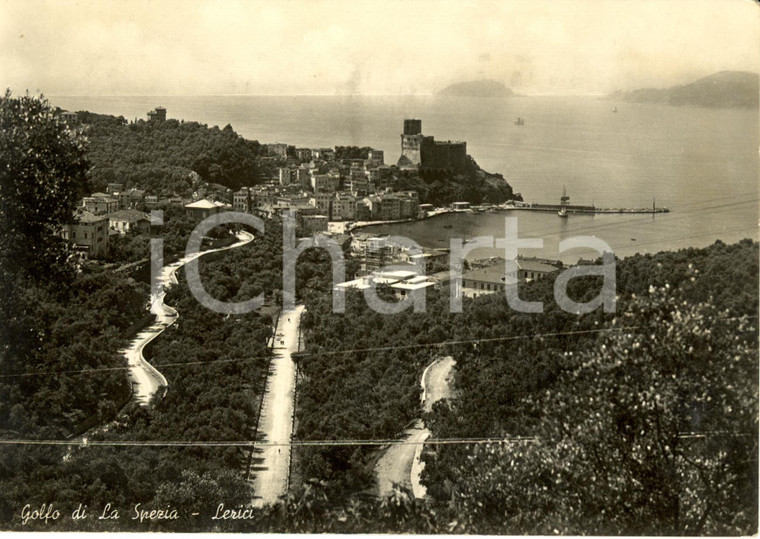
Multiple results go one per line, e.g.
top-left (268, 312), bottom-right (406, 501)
top-left (399, 119), bottom-right (467, 171)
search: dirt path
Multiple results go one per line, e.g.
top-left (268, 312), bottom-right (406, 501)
top-left (250, 304), bottom-right (304, 507)
top-left (122, 231), bottom-right (254, 405)
top-left (375, 356), bottom-right (456, 498)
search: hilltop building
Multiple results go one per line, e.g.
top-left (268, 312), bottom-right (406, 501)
top-left (58, 110), bottom-right (78, 124)
top-left (147, 107), bottom-right (167, 122)
top-left (398, 119), bottom-right (467, 171)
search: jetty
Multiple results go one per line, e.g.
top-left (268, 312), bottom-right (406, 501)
top-left (492, 201), bottom-right (669, 215)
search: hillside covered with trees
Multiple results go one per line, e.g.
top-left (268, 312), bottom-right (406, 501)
top-left (77, 112), bottom-right (262, 195)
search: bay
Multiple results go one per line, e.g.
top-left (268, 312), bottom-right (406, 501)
top-left (50, 95), bottom-right (758, 262)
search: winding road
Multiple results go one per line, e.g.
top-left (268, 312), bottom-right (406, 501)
top-left (122, 231), bottom-right (254, 405)
top-left (250, 304), bottom-right (304, 507)
top-left (375, 355), bottom-right (456, 498)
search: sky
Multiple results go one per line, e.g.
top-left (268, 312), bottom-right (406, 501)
top-left (1, 0), bottom-right (758, 96)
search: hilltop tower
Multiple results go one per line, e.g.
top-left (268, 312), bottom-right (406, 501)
top-left (403, 119), bottom-right (422, 135)
top-left (147, 107), bottom-right (167, 122)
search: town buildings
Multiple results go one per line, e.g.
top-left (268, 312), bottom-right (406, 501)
top-left (58, 209), bottom-right (109, 258)
top-left (334, 269), bottom-right (435, 298)
top-left (119, 188), bottom-right (146, 209)
top-left (266, 143), bottom-right (288, 160)
top-left (233, 187), bottom-right (253, 212)
top-left (107, 209), bottom-right (151, 235)
top-left (83, 192), bottom-right (119, 215)
top-left (461, 259), bottom-right (561, 298)
top-left (300, 214), bottom-right (329, 234)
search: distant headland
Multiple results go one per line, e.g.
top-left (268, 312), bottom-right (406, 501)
top-left (437, 79), bottom-right (514, 98)
top-left (608, 71), bottom-right (759, 108)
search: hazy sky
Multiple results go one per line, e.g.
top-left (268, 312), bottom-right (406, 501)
top-left (2, 0), bottom-right (758, 96)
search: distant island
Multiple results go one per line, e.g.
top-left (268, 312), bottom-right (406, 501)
top-left (437, 79), bottom-right (514, 97)
top-left (608, 70), bottom-right (759, 108)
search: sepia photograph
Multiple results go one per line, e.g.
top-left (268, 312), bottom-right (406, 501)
top-left (0, 0), bottom-right (758, 534)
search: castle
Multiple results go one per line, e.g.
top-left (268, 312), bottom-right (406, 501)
top-left (398, 119), bottom-right (467, 171)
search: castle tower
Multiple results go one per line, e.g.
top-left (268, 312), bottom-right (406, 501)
top-left (403, 119), bottom-right (422, 136)
top-left (399, 119), bottom-right (425, 167)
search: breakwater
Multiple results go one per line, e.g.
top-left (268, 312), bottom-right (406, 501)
top-left (495, 203), bottom-right (669, 214)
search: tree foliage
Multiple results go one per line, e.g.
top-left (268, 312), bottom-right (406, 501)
top-left (79, 112), bottom-right (262, 195)
top-left (0, 91), bottom-right (89, 282)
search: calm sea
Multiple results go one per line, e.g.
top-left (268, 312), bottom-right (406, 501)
top-left (51, 95), bottom-right (758, 262)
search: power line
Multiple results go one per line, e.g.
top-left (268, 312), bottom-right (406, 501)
top-left (0, 326), bottom-right (638, 379)
top-left (1, 310), bottom-right (755, 381)
top-left (0, 432), bottom-right (752, 449)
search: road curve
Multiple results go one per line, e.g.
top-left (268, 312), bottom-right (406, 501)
top-left (123, 231), bottom-right (254, 405)
top-left (250, 304), bottom-right (305, 507)
top-left (375, 355), bottom-right (456, 498)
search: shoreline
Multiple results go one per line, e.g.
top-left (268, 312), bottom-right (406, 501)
top-left (342, 203), bottom-right (670, 233)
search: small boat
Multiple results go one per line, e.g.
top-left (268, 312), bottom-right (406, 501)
top-left (514, 117), bottom-right (525, 126)
top-left (558, 186), bottom-right (569, 218)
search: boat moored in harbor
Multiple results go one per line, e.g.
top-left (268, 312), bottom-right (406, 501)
top-left (558, 186), bottom-right (569, 217)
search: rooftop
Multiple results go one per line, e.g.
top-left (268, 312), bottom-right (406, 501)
top-left (463, 259), bottom-right (560, 284)
top-left (107, 209), bottom-right (150, 221)
top-left (74, 210), bottom-right (107, 224)
top-left (518, 259), bottom-right (560, 273)
top-left (391, 281), bottom-right (435, 291)
top-left (185, 199), bottom-right (227, 209)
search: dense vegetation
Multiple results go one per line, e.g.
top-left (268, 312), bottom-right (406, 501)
top-left (0, 93), bottom-right (147, 438)
top-left (293, 288), bottom-right (451, 494)
top-left (393, 156), bottom-right (520, 205)
top-left (0, 93), bottom-right (151, 522)
top-left (422, 239), bottom-right (758, 534)
top-left (77, 112), bottom-right (262, 195)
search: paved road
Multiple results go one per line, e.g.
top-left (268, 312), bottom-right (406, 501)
top-left (250, 304), bottom-right (304, 507)
top-left (422, 356), bottom-right (456, 413)
top-left (375, 356), bottom-right (456, 498)
top-left (123, 231), bottom-right (254, 405)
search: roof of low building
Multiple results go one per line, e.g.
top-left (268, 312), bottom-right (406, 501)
top-left (185, 199), bottom-right (225, 209)
top-left (463, 265), bottom-right (511, 285)
top-left (518, 259), bottom-right (560, 273)
top-left (74, 210), bottom-right (107, 223)
top-left (107, 209), bottom-right (150, 222)
top-left (463, 259), bottom-right (560, 284)
top-left (391, 281), bottom-right (435, 291)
